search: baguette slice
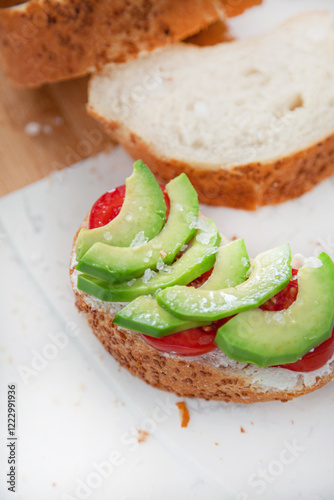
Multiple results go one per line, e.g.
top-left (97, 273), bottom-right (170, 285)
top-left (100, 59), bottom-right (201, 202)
top-left (70, 219), bottom-right (334, 404)
top-left (0, 0), bottom-right (225, 87)
top-left (88, 11), bottom-right (334, 209)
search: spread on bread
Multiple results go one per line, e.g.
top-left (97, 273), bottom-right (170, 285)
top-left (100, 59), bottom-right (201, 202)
top-left (74, 162), bottom-right (334, 379)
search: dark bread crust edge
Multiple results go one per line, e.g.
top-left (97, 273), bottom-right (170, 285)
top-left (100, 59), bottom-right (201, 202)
top-left (0, 0), bottom-right (224, 87)
top-left (70, 223), bottom-right (334, 404)
top-left (88, 109), bottom-right (334, 210)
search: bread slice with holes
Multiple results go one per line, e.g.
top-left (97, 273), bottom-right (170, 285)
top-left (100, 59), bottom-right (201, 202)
top-left (0, 0), bottom-right (225, 87)
top-left (70, 218), bottom-right (334, 404)
top-left (88, 11), bottom-right (334, 209)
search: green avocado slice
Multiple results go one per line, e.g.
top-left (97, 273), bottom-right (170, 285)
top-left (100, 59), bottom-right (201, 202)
top-left (76, 173), bottom-right (199, 284)
top-left (113, 295), bottom-right (207, 337)
top-left (156, 244), bottom-right (292, 321)
top-left (215, 252), bottom-right (334, 367)
top-left (77, 218), bottom-right (221, 302)
top-left (201, 238), bottom-right (250, 290)
top-left (76, 160), bottom-right (166, 260)
top-left (113, 239), bottom-right (250, 336)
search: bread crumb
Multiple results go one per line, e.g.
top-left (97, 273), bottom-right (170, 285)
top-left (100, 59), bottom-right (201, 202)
top-left (215, 442), bottom-right (219, 446)
top-left (176, 401), bottom-right (190, 428)
top-left (240, 426), bottom-right (246, 433)
top-left (52, 483), bottom-right (56, 487)
top-left (137, 429), bottom-right (149, 443)
top-left (24, 121), bottom-right (41, 136)
top-left (291, 419), bottom-right (294, 425)
top-left (251, 421), bottom-right (254, 425)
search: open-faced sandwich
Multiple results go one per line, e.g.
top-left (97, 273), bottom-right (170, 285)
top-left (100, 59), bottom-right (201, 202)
top-left (70, 161), bottom-right (334, 403)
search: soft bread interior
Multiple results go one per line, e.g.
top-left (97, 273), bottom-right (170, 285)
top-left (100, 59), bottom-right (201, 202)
top-left (89, 12), bottom-right (334, 170)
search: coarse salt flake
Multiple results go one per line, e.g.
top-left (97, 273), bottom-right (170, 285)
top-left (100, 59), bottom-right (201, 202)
top-left (103, 232), bottom-right (112, 241)
top-left (130, 231), bottom-right (149, 248)
top-left (142, 268), bottom-right (157, 283)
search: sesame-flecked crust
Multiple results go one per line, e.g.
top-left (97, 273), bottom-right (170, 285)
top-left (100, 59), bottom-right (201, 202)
top-left (0, 0), bottom-right (225, 87)
top-left (70, 221), bottom-right (334, 403)
top-left (88, 111), bottom-right (334, 210)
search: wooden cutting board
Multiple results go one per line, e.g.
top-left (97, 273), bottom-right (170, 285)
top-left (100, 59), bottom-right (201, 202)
top-left (0, 66), bottom-right (114, 196)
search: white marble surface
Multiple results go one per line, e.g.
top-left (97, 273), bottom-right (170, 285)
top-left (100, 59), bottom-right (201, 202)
top-left (2, 1), bottom-right (334, 498)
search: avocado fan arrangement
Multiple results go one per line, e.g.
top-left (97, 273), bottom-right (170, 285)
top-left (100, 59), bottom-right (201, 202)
top-left (75, 161), bottom-right (334, 368)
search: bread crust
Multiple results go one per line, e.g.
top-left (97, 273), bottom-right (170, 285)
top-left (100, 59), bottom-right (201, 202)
top-left (70, 221), bottom-right (334, 403)
top-left (88, 110), bottom-right (334, 210)
top-left (0, 0), bottom-right (225, 87)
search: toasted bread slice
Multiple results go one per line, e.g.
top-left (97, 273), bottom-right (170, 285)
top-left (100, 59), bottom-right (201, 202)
top-left (88, 12), bottom-right (334, 209)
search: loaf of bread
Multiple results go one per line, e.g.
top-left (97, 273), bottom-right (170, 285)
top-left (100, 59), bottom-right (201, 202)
top-left (88, 12), bottom-right (334, 209)
top-left (70, 219), bottom-right (334, 404)
top-left (0, 0), bottom-right (225, 87)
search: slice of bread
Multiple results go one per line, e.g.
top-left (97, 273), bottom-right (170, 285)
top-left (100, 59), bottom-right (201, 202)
top-left (88, 12), bottom-right (334, 209)
top-left (0, 0), bottom-right (225, 87)
top-left (70, 220), bottom-right (334, 404)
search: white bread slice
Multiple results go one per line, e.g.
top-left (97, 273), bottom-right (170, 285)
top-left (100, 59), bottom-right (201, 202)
top-left (70, 219), bottom-right (334, 404)
top-left (88, 11), bottom-right (334, 209)
top-left (0, 0), bottom-right (225, 87)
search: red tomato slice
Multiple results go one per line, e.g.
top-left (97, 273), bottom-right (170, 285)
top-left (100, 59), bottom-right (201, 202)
top-left (188, 268), bottom-right (213, 288)
top-left (278, 328), bottom-right (334, 372)
top-left (259, 268), bottom-right (334, 372)
top-left (260, 268), bottom-right (299, 311)
top-left (89, 186), bottom-right (126, 229)
top-left (140, 319), bottom-right (230, 357)
top-left (140, 330), bottom-right (217, 356)
top-left (89, 184), bottom-right (170, 229)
